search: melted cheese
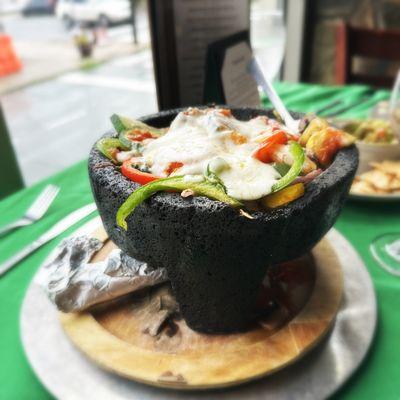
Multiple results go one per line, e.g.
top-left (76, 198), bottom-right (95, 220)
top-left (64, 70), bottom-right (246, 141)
top-left (142, 108), bottom-right (283, 200)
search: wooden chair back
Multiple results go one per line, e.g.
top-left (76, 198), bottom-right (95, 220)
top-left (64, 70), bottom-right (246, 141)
top-left (335, 21), bottom-right (400, 88)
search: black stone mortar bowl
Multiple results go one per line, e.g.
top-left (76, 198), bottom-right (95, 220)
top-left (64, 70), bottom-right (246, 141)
top-left (89, 107), bottom-right (358, 333)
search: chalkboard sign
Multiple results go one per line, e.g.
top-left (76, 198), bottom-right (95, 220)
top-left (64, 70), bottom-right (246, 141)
top-left (203, 30), bottom-right (260, 106)
top-left (148, 0), bottom-right (250, 110)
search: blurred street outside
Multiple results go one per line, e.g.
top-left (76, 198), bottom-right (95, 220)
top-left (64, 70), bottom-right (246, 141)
top-left (1, 8), bottom-right (150, 94)
top-left (1, 1), bottom-right (156, 186)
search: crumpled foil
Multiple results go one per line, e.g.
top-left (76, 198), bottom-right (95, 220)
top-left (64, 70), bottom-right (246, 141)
top-left (36, 236), bottom-right (168, 313)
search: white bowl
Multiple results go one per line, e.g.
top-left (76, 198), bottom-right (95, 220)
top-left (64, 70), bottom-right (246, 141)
top-left (356, 141), bottom-right (400, 174)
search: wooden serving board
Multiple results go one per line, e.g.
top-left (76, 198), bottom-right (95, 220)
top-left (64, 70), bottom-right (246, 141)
top-left (60, 227), bottom-right (343, 390)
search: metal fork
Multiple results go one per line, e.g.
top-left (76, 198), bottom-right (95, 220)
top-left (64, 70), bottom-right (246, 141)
top-left (0, 184), bottom-right (60, 237)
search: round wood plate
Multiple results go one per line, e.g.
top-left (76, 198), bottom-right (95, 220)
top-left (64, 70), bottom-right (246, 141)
top-left (59, 228), bottom-right (343, 390)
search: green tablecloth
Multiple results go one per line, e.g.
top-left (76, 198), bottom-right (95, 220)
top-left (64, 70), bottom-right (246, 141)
top-left (1, 82), bottom-right (399, 400)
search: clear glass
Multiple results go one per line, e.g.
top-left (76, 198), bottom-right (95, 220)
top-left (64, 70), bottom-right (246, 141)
top-left (370, 233), bottom-right (400, 277)
top-left (250, 0), bottom-right (286, 81)
top-left (390, 70), bottom-right (400, 136)
top-left (368, 72), bottom-right (400, 277)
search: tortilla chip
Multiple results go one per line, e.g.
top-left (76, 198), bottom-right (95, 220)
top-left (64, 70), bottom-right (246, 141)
top-left (353, 160), bottom-right (400, 195)
top-left (351, 179), bottom-right (379, 195)
top-left (359, 169), bottom-right (400, 191)
top-left (370, 161), bottom-right (400, 178)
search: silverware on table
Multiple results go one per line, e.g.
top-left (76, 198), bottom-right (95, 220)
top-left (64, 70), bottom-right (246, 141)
top-left (0, 184), bottom-right (60, 237)
top-left (0, 203), bottom-right (97, 277)
top-left (325, 95), bottom-right (373, 118)
top-left (314, 99), bottom-right (343, 116)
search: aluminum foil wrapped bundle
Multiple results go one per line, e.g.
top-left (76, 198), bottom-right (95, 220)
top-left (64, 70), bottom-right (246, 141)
top-left (36, 236), bottom-right (168, 312)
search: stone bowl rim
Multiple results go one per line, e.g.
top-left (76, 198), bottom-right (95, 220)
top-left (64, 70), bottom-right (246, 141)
top-left (89, 106), bottom-right (358, 222)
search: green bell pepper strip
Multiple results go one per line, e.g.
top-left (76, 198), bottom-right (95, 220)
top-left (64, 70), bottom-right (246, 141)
top-left (273, 162), bottom-right (291, 177)
top-left (116, 176), bottom-right (242, 230)
top-left (118, 131), bottom-right (134, 149)
top-left (204, 163), bottom-right (227, 194)
top-left (118, 132), bottom-right (144, 152)
top-left (96, 138), bottom-right (129, 163)
top-left (111, 114), bottom-right (166, 150)
top-left (271, 141), bottom-right (305, 193)
top-left (111, 114), bottom-right (166, 136)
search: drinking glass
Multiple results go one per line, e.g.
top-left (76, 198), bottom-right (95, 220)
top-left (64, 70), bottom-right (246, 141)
top-left (369, 70), bottom-right (400, 277)
top-left (370, 233), bottom-right (400, 277)
top-left (389, 69), bottom-right (400, 136)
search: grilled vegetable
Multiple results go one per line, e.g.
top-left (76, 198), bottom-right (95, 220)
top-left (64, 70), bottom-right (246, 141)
top-left (272, 142), bottom-right (305, 193)
top-left (342, 118), bottom-right (394, 144)
top-left (299, 118), bottom-right (328, 147)
top-left (274, 163), bottom-right (291, 177)
top-left (96, 138), bottom-right (129, 163)
top-left (117, 176), bottom-right (242, 230)
top-left (301, 118), bottom-right (355, 165)
top-left (253, 131), bottom-right (288, 163)
top-left (121, 160), bottom-right (159, 185)
top-left (118, 131), bottom-right (148, 150)
top-left (165, 162), bottom-right (184, 175)
top-left (272, 145), bottom-right (317, 174)
top-left (111, 114), bottom-right (166, 136)
top-left (205, 162), bottom-right (228, 193)
top-left (262, 183), bottom-right (305, 208)
top-left (111, 114), bottom-right (167, 150)
top-left (306, 127), bottom-right (355, 166)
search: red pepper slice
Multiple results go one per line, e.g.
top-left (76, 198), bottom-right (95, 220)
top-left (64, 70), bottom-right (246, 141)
top-left (121, 160), bottom-right (159, 185)
top-left (127, 129), bottom-right (155, 142)
top-left (317, 128), bottom-right (343, 166)
top-left (219, 108), bottom-right (232, 117)
top-left (253, 131), bottom-right (288, 163)
top-left (165, 162), bottom-right (184, 176)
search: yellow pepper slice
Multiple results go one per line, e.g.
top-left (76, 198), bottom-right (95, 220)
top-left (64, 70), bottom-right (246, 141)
top-left (299, 118), bottom-right (329, 146)
top-left (262, 183), bottom-right (305, 209)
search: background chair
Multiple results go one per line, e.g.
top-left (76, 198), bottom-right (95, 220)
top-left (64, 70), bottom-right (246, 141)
top-left (0, 104), bottom-right (24, 199)
top-left (335, 21), bottom-right (400, 88)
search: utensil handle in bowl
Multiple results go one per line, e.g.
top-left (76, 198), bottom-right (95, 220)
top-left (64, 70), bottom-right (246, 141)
top-left (247, 57), bottom-right (297, 132)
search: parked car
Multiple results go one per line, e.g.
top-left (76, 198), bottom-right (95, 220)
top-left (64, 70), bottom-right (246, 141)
top-left (56, 0), bottom-right (131, 28)
top-left (22, 0), bottom-right (56, 15)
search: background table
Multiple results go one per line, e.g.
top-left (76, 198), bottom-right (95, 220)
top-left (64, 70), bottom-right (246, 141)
top-left (1, 82), bottom-right (399, 400)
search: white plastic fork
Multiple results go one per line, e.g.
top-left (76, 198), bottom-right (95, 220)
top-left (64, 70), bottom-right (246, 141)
top-left (247, 57), bottom-right (301, 134)
top-left (0, 184), bottom-right (60, 237)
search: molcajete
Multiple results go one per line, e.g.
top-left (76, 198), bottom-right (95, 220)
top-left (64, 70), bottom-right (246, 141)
top-left (89, 107), bottom-right (358, 333)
